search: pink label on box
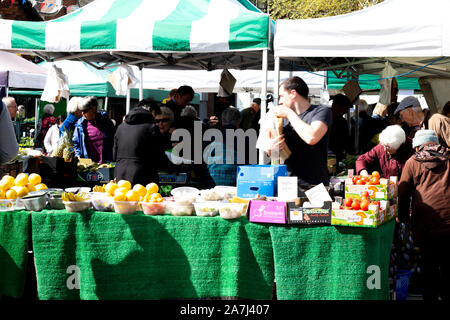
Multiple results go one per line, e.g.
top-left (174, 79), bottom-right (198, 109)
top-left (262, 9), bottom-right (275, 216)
top-left (249, 200), bottom-right (286, 224)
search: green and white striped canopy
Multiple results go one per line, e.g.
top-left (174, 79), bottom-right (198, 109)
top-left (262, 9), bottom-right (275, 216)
top-left (0, 0), bottom-right (270, 53)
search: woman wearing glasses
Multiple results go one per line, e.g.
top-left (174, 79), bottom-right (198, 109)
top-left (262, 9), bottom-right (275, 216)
top-left (155, 107), bottom-right (175, 151)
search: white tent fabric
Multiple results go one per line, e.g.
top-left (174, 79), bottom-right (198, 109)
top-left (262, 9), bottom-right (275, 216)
top-left (0, 50), bottom-right (47, 89)
top-left (275, 0), bottom-right (450, 58)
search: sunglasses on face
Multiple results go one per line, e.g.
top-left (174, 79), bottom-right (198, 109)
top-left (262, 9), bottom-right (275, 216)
top-left (155, 118), bottom-right (170, 123)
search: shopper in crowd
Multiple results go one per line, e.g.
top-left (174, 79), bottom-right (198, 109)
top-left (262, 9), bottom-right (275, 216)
top-left (137, 98), bottom-right (161, 121)
top-left (165, 85), bottom-right (195, 124)
top-left (59, 96), bottom-right (83, 136)
top-left (328, 93), bottom-right (352, 171)
top-left (73, 96), bottom-right (115, 163)
top-left (355, 125), bottom-right (413, 179)
top-left (2, 96), bottom-right (20, 142)
top-left (270, 76), bottom-right (332, 186)
top-left (351, 98), bottom-right (380, 154)
top-left (394, 96), bottom-right (430, 138)
top-left (0, 101), bottom-right (19, 164)
top-left (240, 98), bottom-right (261, 132)
top-left (427, 101), bottom-right (450, 149)
top-left (155, 107), bottom-right (175, 151)
top-left (113, 103), bottom-right (171, 185)
top-left (162, 88), bottom-right (178, 105)
top-left (205, 107), bottom-right (243, 186)
top-left (398, 129), bottom-right (450, 300)
top-left (180, 105), bottom-right (199, 119)
top-left (44, 115), bottom-right (66, 155)
top-left (36, 104), bottom-right (57, 152)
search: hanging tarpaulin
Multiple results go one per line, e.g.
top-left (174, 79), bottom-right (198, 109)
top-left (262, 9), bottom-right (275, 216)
top-left (378, 61), bottom-right (398, 105)
top-left (107, 63), bottom-right (138, 96)
top-left (40, 63), bottom-right (70, 103)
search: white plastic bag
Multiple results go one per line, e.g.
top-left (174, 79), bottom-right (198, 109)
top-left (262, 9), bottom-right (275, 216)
top-left (107, 63), bottom-right (139, 96)
top-left (41, 64), bottom-right (70, 103)
top-left (378, 61), bottom-right (398, 105)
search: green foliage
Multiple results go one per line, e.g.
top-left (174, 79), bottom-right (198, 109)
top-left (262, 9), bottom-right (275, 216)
top-left (261, 0), bottom-right (384, 20)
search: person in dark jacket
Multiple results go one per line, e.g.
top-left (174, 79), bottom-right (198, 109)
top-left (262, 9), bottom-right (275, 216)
top-left (355, 125), bottom-right (413, 179)
top-left (73, 96), bottom-right (115, 163)
top-left (113, 105), bottom-right (171, 186)
top-left (398, 130), bottom-right (450, 300)
top-left (36, 104), bottom-right (57, 152)
top-left (164, 85), bottom-right (195, 125)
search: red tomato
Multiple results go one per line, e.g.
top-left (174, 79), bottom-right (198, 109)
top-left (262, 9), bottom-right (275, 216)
top-left (344, 198), bottom-right (353, 207)
top-left (351, 200), bottom-right (361, 210)
top-left (360, 199), bottom-right (369, 211)
top-left (372, 171), bottom-right (380, 178)
top-left (370, 177), bottom-right (380, 185)
top-left (356, 179), bottom-right (365, 185)
top-left (345, 206), bottom-right (353, 211)
top-left (361, 191), bottom-right (370, 198)
top-left (352, 176), bottom-right (359, 184)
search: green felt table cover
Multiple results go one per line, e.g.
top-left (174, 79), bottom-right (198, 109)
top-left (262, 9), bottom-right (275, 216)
top-left (0, 210), bottom-right (30, 298)
top-left (30, 210), bottom-right (275, 300)
top-left (269, 220), bottom-right (395, 300)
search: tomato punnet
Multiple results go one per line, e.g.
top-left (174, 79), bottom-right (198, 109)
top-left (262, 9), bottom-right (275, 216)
top-left (360, 199), bottom-right (369, 211)
top-left (344, 198), bottom-right (353, 207)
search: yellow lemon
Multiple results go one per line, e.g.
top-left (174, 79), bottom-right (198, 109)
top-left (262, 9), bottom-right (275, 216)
top-left (146, 183), bottom-right (159, 195)
top-left (35, 183), bottom-right (48, 191)
top-left (26, 183), bottom-right (37, 192)
top-left (28, 173), bottom-right (42, 186)
top-left (114, 187), bottom-right (129, 198)
top-left (6, 189), bottom-right (18, 199)
top-left (11, 186), bottom-right (29, 198)
top-left (126, 190), bottom-right (140, 202)
top-left (0, 189), bottom-right (5, 199)
top-left (0, 179), bottom-right (13, 191)
top-left (117, 180), bottom-right (132, 190)
top-left (113, 193), bottom-right (126, 201)
top-left (105, 182), bottom-right (118, 196)
top-left (14, 173), bottom-right (29, 187)
top-left (132, 184), bottom-right (147, 197)
top-left (2, 175), bottom-right (15, 185)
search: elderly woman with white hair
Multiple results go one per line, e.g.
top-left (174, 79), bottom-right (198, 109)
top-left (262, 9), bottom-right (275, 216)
top-left (355, 124), bottom-right (414, 179)
top-left (59, 96), bottom-right (83, 136)
top-left (36, 103), bottom-right (57, 152)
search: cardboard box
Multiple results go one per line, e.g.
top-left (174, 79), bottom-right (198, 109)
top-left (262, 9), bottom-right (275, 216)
top-left (331, 202), bottom-right (392, 228)
top-left (0, 160), bottom-right (23, 177)
top-left (248, 200), bottom-right (287, 224)
top-left (77, 167), bottom-right (114, 183)
top-left (286, 200), bottom-right (332, 225)
top-left (344, 178), bottom-right (398, 200)
top-left (237, 165), bottom-right (287, 198)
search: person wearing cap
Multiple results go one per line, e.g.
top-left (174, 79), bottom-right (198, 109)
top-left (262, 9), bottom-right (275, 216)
top-left (328, 93), bottom-right (353, 170)
top-left (240, 97), bottom-right (261, 132)
top-left (398, 129), bottom-right (450, 300)
top-left (355, 125), bottom-right (413, 179)
top-left (72, 96), bottom-right (116, 163)
top-left (394, 96), bottom-right (430, 139)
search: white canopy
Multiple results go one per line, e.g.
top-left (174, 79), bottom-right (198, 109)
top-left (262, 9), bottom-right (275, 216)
top-left (0, 50), bottom-right (47, 89)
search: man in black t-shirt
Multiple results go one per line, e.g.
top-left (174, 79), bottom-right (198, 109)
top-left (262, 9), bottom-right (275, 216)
top-left (269, 76), bottom-right (332, 186)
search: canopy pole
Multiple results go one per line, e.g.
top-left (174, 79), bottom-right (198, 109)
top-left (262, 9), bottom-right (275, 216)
top-left (126, 87), bottom-right (131, 114)
top-left (259, 49), bottom-right (268, 165)
top-left (105, 97), bottom-right (109, 112)
top-left (274, 56), bottom-right (280, 106)
top-left (139, 66), bottom-right (143, 101)
top-left (34, 98), bottom-right (38, 142)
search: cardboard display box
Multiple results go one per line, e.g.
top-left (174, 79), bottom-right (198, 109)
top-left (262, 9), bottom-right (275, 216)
top-left (331, 201), bottom-right (393, 228)
top-left (286, 200), bottom-right (332, 225)
top-left (0, 160), bottom-right (23, 177)
top-left (248, 199), bottom-right (287, 224)
top-left (237, 165), bottom-right (287, 198)
top-left (344, 178), bottom-right (398, 201)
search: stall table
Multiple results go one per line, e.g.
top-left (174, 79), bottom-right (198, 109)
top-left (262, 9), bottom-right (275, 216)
top-left (0, 211), bottom-right (30, 298)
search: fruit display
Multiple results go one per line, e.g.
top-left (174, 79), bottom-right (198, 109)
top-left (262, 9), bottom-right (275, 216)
top-left (345, 171), bottom-right (398, 201)
top-left (193, 202), bottom-right (220, 217)
top-left (219, 202), bottom-right (247, 219)
top-left (52, 130), bottom-right (75, 162)
top-left (0, 173), bottom-right (46, 201)
top-left (61, 191), bottom-right (91, 212)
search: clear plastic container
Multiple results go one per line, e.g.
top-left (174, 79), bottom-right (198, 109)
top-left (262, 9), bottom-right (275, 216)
top-left (140, 201), bottom-right (166, 216)
top-left (219, 202), bottom-right (246, 219)
top-left (0, 199), bottom-right (16, 211)
top-left (166, 201), bottom-right (195, 216)
top-left (171, 187), bottom-right (199, 205)
top-left (213, 186), bottom-right (237, 200)
top-left (199, 189), bottom-right (223, 201)
top-left (193, 201), bottom-right (220, 217)
top-left (63, 200), bottom-right (91, 212)
top-left (113, 201), bottom-right (138, 215)
top-left (90, 192), bottom-right (114, 212)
